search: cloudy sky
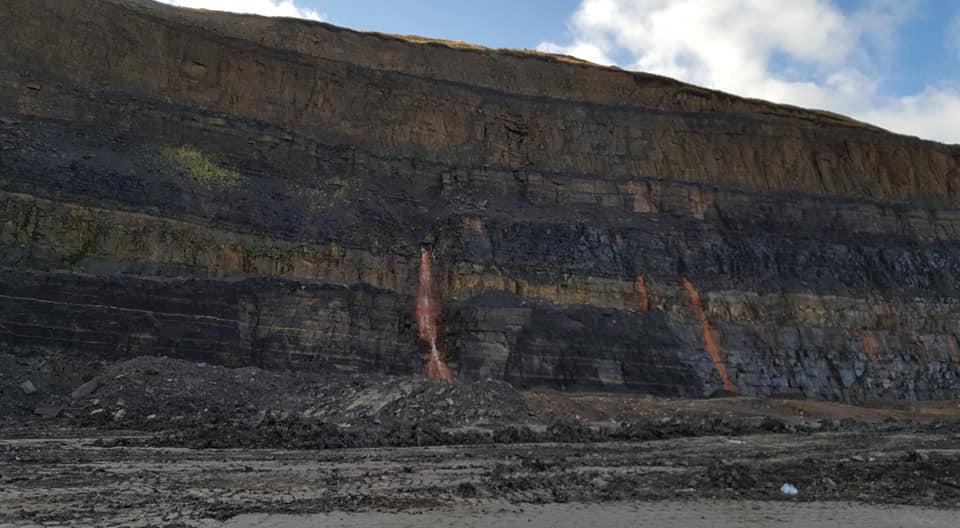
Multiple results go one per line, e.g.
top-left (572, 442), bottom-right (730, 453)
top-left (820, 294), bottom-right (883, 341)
top-left (158, 1), bottom-right (960, 145)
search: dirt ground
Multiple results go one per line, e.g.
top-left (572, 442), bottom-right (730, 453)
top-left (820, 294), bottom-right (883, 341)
top-left (200, 502), bottom-right (960, 528)
top-left (3, 429), bottom-right (960, 527)
top-left (3, 353), bottom-right (960, 526)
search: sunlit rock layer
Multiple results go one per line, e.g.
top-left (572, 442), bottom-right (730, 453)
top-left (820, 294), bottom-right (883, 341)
top-left (2, 0), bottom-right (960, 399)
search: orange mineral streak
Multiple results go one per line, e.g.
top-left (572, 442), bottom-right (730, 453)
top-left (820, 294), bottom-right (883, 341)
top-left (634, 275), bottom-right (650, 312)
top-left (682, 278), bottom-right (736, 392)
top-left (417, 247), bottom-right (453, 380)
top-left (858, 329), bottom-right (879, 363)
top-left (948, 336), bottom-right (960, 373)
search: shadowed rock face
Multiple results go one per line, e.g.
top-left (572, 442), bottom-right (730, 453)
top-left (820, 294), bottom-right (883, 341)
top-left (2, 0), bottom-right (960, 400)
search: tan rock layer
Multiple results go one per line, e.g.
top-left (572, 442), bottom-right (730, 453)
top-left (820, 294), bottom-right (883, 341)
top-left (97, 0), bottom-right (924, 131)
top-left (2, 0), bottom-right (958, 206)
top-left (5, 190), bottom-right (959, 337)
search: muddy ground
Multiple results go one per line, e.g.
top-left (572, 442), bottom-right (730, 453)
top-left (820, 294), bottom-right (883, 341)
top-left (3, 353), bottom-right (960, 526)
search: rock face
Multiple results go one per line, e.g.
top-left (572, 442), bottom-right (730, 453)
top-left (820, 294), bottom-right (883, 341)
top-left (2, 0), bottom-right (960, 400)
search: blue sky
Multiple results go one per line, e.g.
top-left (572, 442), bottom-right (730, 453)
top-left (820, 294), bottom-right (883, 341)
top-left (312, 0), bottom-right (581, 50)
top-left (160, 1), bottom-right (960, 144)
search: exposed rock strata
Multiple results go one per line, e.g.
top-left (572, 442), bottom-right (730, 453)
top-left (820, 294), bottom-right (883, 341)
top-left (1, 0), bottom-right (959, 399)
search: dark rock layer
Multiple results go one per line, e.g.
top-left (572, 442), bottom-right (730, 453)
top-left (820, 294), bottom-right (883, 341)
top-left (1, 0), bottom-right (960, 400)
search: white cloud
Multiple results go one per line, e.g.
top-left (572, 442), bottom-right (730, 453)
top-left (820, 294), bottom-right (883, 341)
top-left (157, 0), bottom-right (325, 22)
top-left (540, 0), bottom-right (960, 144)
top-left (538, 40), bottom-right (613, 66)
top-left (860, 87), bottom-right (960, 145)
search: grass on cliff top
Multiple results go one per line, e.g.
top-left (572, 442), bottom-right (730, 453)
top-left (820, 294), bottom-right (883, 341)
top-left (389, 34), bottom-right (600, 67)
top-left (162, 146), bottom-right (243, 189)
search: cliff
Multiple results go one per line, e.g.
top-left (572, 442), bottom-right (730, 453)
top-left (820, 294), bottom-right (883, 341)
top-left (2, 0), bottom-right (960, 400)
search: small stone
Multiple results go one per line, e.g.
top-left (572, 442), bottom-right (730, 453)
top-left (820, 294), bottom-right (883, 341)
top-left (19, 380), bottom-right (37, 395)
top-left (113, 409), bottom-right (126, 422)
top-left (34, 401), bottom-right (64, 419)
top-left (71, 379), bottom-right (100, 400)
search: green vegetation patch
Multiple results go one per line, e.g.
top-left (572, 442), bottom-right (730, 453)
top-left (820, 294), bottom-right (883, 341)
top-left (162, 146), bottom-right (243, 189)
top-left (388, 239), bottom-right (417, 258)
top-left (297, 176), bottom-right (351, 210)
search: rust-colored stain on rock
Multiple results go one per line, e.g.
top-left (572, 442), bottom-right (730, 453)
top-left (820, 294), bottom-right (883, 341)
top-left (948, 336), bottom-right (960, 373)
top-left (683, 278), bottom-right (736, 392)
top-left (689, 187), bottom-right (710, 220)
top-left (417, 246), bottom-right (453, 380)
top-left (858, 330), bottom-right (879, 363)
top-left (634, 275), bottom-right (650, 312)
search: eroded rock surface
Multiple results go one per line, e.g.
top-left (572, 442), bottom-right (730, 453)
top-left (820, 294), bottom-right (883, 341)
top-left (2, 0), bottom-right (960, 399)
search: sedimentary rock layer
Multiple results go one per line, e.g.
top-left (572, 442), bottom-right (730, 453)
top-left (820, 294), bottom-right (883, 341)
top-left (1, 0), bottom-right (959, 399)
